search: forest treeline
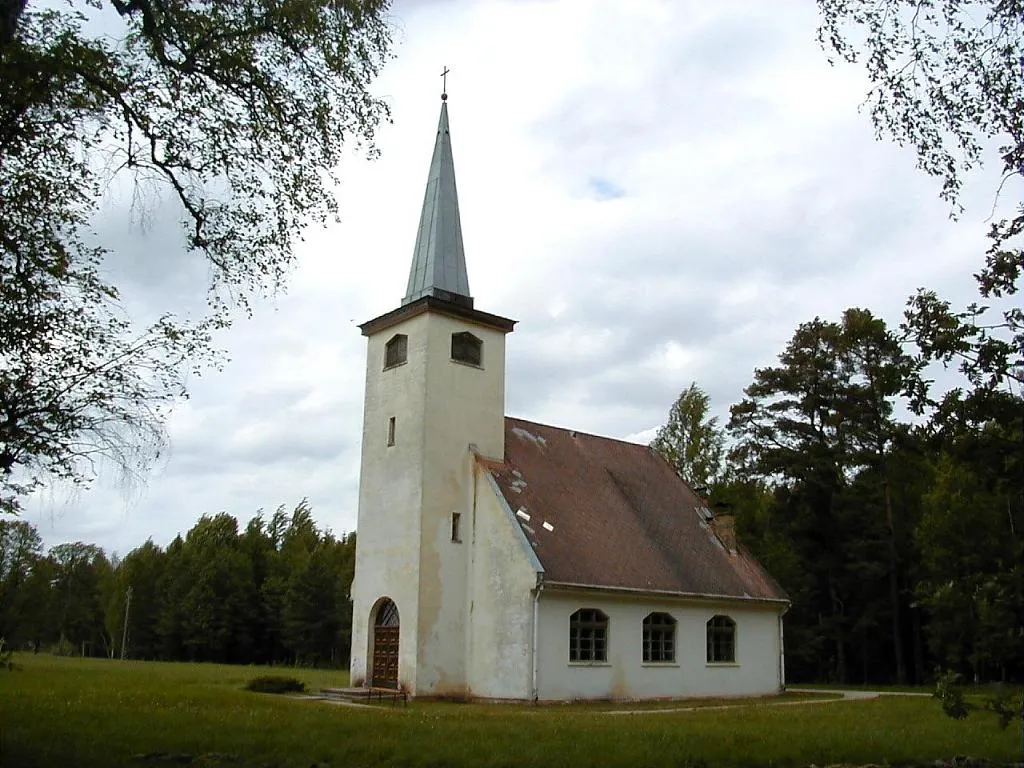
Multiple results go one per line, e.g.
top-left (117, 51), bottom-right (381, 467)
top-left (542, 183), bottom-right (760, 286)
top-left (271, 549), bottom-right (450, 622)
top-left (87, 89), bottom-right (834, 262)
top-left (653, 308), bottom-right (1022, 687)
top-left (0, 500), bottom-right (354, 666)
top-left (1, 316), bottom-right (1020, 685)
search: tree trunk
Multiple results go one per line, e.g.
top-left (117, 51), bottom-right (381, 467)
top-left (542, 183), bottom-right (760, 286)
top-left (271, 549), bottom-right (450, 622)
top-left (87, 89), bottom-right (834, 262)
top-left (830, 582), bottom-right (847, 683)
top-left (884, 478), bottom-right (907, 684)
top-left (0, 0), bottom-right (27, 48)
top-left (912, 606), bottom-right (925, 684)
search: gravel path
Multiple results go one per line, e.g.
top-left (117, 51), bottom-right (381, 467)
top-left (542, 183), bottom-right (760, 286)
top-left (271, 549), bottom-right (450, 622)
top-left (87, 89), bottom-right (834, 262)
top-left (604, 687), bottom-right (930, 715)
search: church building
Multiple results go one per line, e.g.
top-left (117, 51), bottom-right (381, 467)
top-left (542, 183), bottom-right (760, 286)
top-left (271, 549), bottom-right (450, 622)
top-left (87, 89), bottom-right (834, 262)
top-left (348, 91), bottom-right (789, 701)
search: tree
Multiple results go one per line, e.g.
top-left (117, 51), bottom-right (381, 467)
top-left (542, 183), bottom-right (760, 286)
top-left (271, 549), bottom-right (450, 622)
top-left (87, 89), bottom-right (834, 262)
top-left (17, 554), bottom-right (56, 652)
top-left (155, 534), bottom-right (187, 659)
top-left (729, 309), bottom-right (922, 683)
top-left (177, 513), bottom-right (255, 663)
top-left (818, 0), bottom-right (1022, 208)
top-left (818, 0), bottom-right (1022, 421)
top-left (239, 513), bottom-right (283, 664)
top-left (917, 425), bottom-right (1024, 682)
top-left (106, 539), bottom-right (166, 659)
top-left (0, 519), bottom-right (42, 644)
top-left (48, 541), bottom-right (112, 655)
top-left (283, 542), bottom-right (339, 666)
top-left (650, 382), bottom-right (726, 490)
top-left (0, 1), bottom-right (393, 511)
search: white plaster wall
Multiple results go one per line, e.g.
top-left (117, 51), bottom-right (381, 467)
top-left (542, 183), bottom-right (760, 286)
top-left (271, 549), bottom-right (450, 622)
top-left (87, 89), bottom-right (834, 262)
top-left (350, 312), bottom-right (431, 691)
top-left (465, 466), bottom-right (539, 700)
top-left (415, 312), bottom-right (508, 695)
top-left (535, 591), bottom-right (785, 701)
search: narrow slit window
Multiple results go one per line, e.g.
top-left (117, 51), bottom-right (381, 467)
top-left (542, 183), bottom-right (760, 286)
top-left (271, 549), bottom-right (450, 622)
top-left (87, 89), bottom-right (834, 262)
top-left (387, 416), bottom-right (396, 447)
top-left (451, 513), bottom-right (461, 543)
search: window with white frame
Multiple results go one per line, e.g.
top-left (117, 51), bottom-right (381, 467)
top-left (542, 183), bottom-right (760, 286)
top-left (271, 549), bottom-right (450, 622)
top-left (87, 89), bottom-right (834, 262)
top-left (706, 615), bottom-right (736, 663)
top-left (569, 608), bottom-right (608, 662)
top-left (642, 612), bottom-right (676, 663)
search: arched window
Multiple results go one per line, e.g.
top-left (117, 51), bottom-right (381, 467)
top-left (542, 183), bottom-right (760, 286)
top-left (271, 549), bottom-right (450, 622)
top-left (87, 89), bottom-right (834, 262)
top-left (450, 331), bottom-right (482, 366)
top-left (569, 608), bottom-right (608, 662)
top-left (384, 334), bottom-right (408, 369)
top-left (375, 598), bottom-right (400, 627)
top-left (642, 612), bottom-right (676, 663)
top-left (706, 615), bottom-right (736, 663)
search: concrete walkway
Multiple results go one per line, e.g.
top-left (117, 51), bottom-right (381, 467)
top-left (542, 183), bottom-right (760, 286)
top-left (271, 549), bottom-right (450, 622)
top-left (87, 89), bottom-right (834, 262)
top-left (604, 687), bottom-right (930, 716)
top-left (789, 687), bottom-right (931, 698)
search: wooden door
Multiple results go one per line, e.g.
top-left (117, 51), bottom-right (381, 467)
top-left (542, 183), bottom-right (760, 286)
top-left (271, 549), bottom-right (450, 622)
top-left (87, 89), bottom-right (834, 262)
top-left (372, 626), bottom-right (399, 688)
top-left (371, 599), bottom-right (400, 688)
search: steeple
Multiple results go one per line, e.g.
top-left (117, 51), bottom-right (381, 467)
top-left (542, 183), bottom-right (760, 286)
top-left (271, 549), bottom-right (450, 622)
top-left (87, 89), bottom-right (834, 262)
top-left (402, 92), bottom-right (472, 307)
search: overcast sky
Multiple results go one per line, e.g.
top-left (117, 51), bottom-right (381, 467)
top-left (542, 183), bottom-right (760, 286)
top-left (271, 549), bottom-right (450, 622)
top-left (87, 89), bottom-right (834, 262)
top-left (25, 0), bottom-right (1016, 555)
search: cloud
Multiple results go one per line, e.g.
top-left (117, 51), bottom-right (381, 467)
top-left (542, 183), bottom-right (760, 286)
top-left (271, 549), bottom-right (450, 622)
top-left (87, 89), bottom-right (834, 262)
top-left (25, 0), bottom-right (1007, 556)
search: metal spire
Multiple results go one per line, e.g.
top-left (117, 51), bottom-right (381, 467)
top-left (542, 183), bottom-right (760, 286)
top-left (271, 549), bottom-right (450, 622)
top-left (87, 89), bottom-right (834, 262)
top-left (402, 70), bottom-right (471, 306)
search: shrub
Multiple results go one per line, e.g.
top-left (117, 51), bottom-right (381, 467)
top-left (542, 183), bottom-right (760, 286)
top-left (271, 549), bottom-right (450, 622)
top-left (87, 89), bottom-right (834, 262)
top-left (244, 675), bottom-right (306, 695)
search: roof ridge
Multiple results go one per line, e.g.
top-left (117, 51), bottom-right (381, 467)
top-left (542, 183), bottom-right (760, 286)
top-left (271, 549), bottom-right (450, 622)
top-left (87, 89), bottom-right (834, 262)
top-left (505, 415), bottom-right (655, 450)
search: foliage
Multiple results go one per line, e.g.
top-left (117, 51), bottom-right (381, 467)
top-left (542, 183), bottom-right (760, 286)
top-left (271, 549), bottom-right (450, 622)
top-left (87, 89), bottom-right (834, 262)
top-left (728, 309), bottom-right (925, 683)
top-left (934, 671), bottom-right (1024, 758)
top-left (934, 670), bottom-right (970, 720)
top-left (0, 0), bottom-right (393, 510)
top-left (650, 382), bottom-right (726, 489)
top-left (916, 447), bottom-right (1024, 681)
top-left (817, 0), bottom-right (1023, 206)
top-left (725, 304), bottom-right (1022, 687)
top-left (48, 541), bottom-right (113, 656)
top-left (817, 0), bottom-right (1022, 433)
top-left (0, 519), bottom-right (42, 641)
top-left (0, 654), bottom-right (1020, 768)
top-left (1, 501), bottom-right (355, 666)
top-left (244, 674), bottom-right (305, 694)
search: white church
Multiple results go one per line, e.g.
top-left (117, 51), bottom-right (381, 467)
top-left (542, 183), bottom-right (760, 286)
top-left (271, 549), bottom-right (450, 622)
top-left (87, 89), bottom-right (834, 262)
top-left (348, 92), bottom-right (789, 701)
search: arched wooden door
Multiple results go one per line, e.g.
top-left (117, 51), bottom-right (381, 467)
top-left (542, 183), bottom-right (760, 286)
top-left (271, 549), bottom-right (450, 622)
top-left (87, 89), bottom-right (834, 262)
top-left (371, 598), bottom-right (400, 689)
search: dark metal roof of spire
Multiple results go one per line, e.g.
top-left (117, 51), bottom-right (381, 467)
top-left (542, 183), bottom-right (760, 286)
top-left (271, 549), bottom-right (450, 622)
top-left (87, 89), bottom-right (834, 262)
top-left (402, 97), bottom-right (471, 306)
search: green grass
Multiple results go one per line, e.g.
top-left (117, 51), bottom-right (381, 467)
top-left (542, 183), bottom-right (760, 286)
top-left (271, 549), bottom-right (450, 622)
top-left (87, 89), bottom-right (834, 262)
top-left (0, 654), bottom-right (1019, 768)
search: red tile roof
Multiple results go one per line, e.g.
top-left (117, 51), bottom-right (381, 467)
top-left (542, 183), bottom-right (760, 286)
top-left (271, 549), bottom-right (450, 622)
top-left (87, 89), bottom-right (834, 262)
top-left (480, 418), bottom-right (788, 603)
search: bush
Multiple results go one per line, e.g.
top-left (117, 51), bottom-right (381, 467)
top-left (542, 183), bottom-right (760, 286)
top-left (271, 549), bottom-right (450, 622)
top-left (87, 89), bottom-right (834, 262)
top-left (244, 675), bottom-right (306, 695)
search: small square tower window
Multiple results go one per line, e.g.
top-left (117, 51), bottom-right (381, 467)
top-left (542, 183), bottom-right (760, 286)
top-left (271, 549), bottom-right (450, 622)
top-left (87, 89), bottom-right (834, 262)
top-left (451, 331), bottom-right (482, 366)
top-left (387, 416), bottom-right (396, 447)
top-left (384, 334), bottom-right (408, 369)
top-left (451, 512), bottom-right (462, 543)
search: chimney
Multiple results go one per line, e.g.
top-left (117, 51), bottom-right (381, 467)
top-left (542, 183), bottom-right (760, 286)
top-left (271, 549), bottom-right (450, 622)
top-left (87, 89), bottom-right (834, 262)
top-left (711, 514), bottom-right (737, 554)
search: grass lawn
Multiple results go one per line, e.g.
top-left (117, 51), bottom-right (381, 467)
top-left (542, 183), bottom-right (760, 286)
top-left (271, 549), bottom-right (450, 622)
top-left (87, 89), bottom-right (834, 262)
top-left (0, 654), bottom-right (1019, 768)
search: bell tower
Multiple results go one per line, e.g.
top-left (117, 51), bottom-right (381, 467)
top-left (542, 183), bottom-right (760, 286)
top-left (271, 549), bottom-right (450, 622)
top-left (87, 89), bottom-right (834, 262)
top-left (349, 86), bottom-right (515, 696)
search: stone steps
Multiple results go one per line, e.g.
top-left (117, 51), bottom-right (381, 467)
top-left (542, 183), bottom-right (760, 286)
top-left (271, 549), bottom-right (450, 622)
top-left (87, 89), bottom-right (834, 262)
top-left (320, 686), bottom-right (408, 706)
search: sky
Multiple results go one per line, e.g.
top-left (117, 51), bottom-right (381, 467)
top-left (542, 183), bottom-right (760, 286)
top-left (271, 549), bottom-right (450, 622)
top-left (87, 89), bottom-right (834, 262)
top-left (25, 0), bottom-right (1017, 555)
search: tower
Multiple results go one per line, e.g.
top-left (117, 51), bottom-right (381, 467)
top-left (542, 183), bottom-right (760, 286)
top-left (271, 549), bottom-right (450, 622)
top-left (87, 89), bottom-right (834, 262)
top-left (349, 91), bottom-right (515, 695)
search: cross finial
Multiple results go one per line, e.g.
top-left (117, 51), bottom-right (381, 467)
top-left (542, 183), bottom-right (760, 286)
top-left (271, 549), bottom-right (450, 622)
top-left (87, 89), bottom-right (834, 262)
top-left (440, 65), bottom-right (449, 101)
